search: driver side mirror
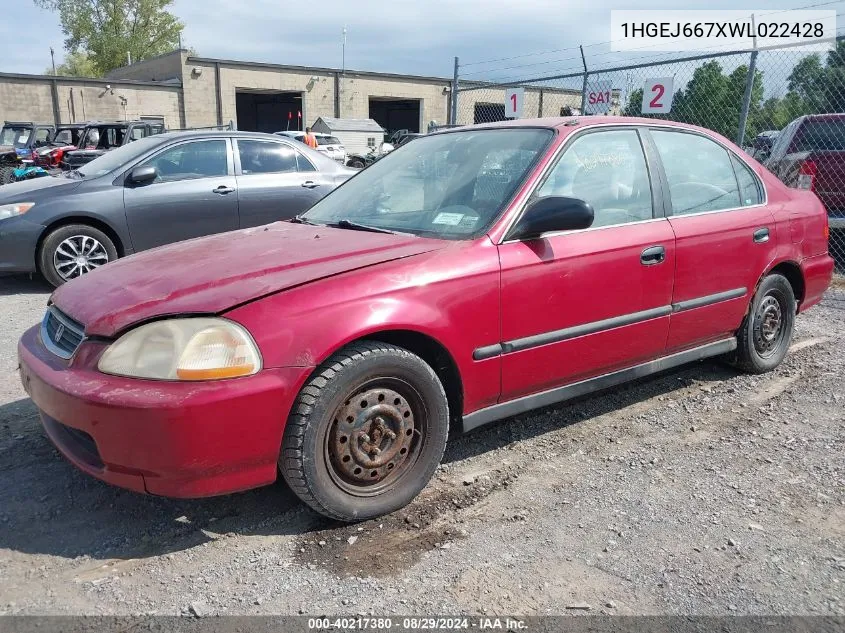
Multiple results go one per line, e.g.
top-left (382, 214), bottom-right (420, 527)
top-left (508, 196), bottom-right (594, 241)
top-left (127, 165), bottom-right (158, 185)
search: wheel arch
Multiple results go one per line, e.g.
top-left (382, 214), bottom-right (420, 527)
top-left (764, 259), bottom-right (805, 309)
top-left (320, 328), bottom-right (464, 429)
top-left (36, 215), bottom-right (127, 269)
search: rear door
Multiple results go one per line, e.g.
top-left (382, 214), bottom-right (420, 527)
top-left (646, 128), bottom-right (775, 351)
top-left (122, 137), bottom-right (239, 251)
top-left (497, 127), bottom-right (676, 401)
top-left (234, 138), bottom-right (333, 227)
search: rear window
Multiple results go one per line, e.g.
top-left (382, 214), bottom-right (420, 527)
top-left (793, 119), bottom-right (845, 152)
top-left (317, 136), bottom-right (341, 146)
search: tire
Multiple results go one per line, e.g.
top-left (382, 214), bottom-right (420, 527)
top-left (349, 159), bottom-right (365, 169)
top-left (281, 341), bottom-right (449, 522)
top-left (733, 273), bottom-right (796, 374)
top-left (38, 224), bottom-right (118, 287)
top-left (0, 166), bottom-right (15, 185)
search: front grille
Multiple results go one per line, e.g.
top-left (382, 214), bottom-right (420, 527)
top-left (41, 306), bottom-right (85, 359)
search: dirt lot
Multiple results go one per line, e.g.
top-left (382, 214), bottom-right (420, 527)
top-left (0, 273), bottom-right (843, 617)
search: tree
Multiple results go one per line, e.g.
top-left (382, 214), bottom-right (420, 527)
top-left (45, 50), bottom-right (98, 77)
top-left (34, 0), bottom-right (183, 77)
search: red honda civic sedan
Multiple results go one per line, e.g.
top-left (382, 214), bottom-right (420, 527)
top-left (18, 117), bottom-right (834, 521)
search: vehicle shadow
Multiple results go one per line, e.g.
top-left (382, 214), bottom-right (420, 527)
top-left (0, 273), bottom-right (52, 296)
top-left (0, 359), bottom-right (735, 562)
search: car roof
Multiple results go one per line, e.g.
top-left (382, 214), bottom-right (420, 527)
top-left (153, 130), bottom-right (290, 141)
top-left (436, 116), bottom-right (737, 141)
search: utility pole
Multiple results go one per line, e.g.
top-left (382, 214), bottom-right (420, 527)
top-left (340, 26), bottom-right (347, 118)
top-left (50, 47), bottom-right (56, 75)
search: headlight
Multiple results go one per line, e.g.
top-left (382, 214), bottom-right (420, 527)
top-left (0, 202), bottom-right (35, 220)
top-left (97, 318), bottom-right (262, 381)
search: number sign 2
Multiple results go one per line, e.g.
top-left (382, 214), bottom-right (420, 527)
top-left (505, 88), bottom-right (524, 119)
top-left (641, 77), bottom-right (674, 114)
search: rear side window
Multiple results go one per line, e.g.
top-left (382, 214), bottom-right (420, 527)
top-left (537, 129), bottom-right (653, 228)
top-left (651, 130), bottom-right (741, 215)
top-left (317, 136), bottom-right (341, 146)
top-left (731, 155), bottom-right (762, 206)
top-left (238, 140), bottom-right (297, 174)
top-left (296, 152), bottom-right (316, 172)
top-left (35, 128), bottom-right (51, 143)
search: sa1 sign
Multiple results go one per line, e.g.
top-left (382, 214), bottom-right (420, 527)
top-left (641, 77), bottom-right (674, 114)
top-left (504, 87), bottom-right (524, 119)
top-left (584, 80), bottom-right (612, 115)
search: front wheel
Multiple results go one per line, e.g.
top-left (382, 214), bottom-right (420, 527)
top-left (281, 341), bottom-right (449, 521)
top-left (38, 224), bottom-right (118, 287)
top-left (733, 273), bottom-right (796, 374)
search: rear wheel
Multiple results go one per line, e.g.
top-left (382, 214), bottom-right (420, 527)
top-left (38, 224), bottom-right (118, 287)
top-left (348, 158), bottom-right (365, 169)
top-left (733, 273), bottom-right (796, 374)
top-left (280, 341), bottom-right (449, 522)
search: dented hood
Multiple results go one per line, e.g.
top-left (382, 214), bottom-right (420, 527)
top-left (52, 222), bottom-right (446, 337)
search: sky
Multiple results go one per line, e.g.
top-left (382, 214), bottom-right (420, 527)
top-left (2, 0), bottom-right (841, 81)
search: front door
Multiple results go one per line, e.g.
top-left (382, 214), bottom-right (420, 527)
top-left (234, 138), bottom-right (332, 227)
top-left (497, 128), bottom-right (675, 401)
top-left (646, 128), bottom-right (777, 351)
top-left (123, 138), bottom-right (239, 251)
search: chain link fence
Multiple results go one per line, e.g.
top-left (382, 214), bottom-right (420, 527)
top-left (453, 38), bottom-right (845, 275)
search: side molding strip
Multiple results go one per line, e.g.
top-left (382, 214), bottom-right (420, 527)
top-left (672, 288), bottom-right (747, 313)
top-left (461, 337), bottom-right (737, 432)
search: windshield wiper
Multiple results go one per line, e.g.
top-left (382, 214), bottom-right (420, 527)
top-left (326, 219), bottom-right (398, 234)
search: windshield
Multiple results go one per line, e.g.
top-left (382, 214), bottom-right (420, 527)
top-left (76, 135), bottom-right (165, 178)
top-left (1, 126), bottom-right (32, 148)
top-left (303, 128), bottom-right (553, 239)
top-left (317, 136), bottom-right (342, 146)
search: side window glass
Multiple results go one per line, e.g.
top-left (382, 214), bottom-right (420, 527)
top-left (731, 155), bottom-right (762, 206)
top-left (651, 130), bottom-right (741, 215)
top-left (141, 140), bottom-right (228, 183)
top-left (238, 140), bottom-right (297, 174)
top-left (296, 151), bottom-right (316, 172)
top-left (35, 128), bottom-right (51, 143)
top-left (536, 129), bottom-right (653, 228)
top-left (130, 127), bottom-right (147, 141)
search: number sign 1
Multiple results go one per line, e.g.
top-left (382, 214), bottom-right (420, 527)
top-left (641, 77), bottom-right (674, 114)
top-left (504, 87), bottom-right (524, 119)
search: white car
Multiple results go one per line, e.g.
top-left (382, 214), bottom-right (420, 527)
top-left (275, 131), bottom-right (347, 165)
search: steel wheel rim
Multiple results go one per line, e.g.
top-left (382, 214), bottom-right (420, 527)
top-left (324, 377), bottom-right (427, 497)
top-left (53, 235), bottom-right (109, 281)
top-left (753, 294), bottom-right (785, 358)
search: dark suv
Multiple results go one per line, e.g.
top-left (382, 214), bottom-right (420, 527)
top-left (61, 120), bottom-right (165, 170)
top-left (0, 122), bottom-right (55, 183)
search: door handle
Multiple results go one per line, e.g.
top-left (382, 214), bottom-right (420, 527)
top-left (753, 227), bottom-right (770, 243)
top-left (641, 245), bottom-right (666, 266)
top-left (301, 181), bottom-right (320, 189)
top-left (213, 185), bottom-right (235, 195)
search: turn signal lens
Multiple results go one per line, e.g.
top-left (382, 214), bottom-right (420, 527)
top-left (98, 318), bottom-right (261, 381)
top-left (0, 202), bottom-right (35, 220)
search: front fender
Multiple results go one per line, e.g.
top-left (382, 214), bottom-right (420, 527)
top-left (225, 239), bottom-right (503, 415)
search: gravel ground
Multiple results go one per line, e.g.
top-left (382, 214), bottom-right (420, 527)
top-left (0, 273), bottom-right (843, 617)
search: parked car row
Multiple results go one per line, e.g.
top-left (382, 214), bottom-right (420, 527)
top-left (0, 130), bottom-right (353, 285)
top-left (13, 116), bottom-right (834, 523)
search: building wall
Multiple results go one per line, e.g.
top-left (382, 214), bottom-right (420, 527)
top-left (0, 78), bottom-right (54, 123)
top-left (106, 51), bottom-right (185, 82)
top-left (55, 83), bottom-right (182, 128)
top-left (181, 60), bottom-right (220, 127)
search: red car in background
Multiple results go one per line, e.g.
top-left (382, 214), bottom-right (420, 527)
top-left (18, 117), bottom-right (834, 521)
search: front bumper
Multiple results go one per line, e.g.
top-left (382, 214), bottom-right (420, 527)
top-left (0, 217), bottom-right (43, 273)
top-left (18, 325), bottom-right (309, 497)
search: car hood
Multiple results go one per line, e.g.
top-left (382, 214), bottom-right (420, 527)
top-left (0, 174), bottom-right (81, 199)
top-left (51, 222), bottom-right (447, 337)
